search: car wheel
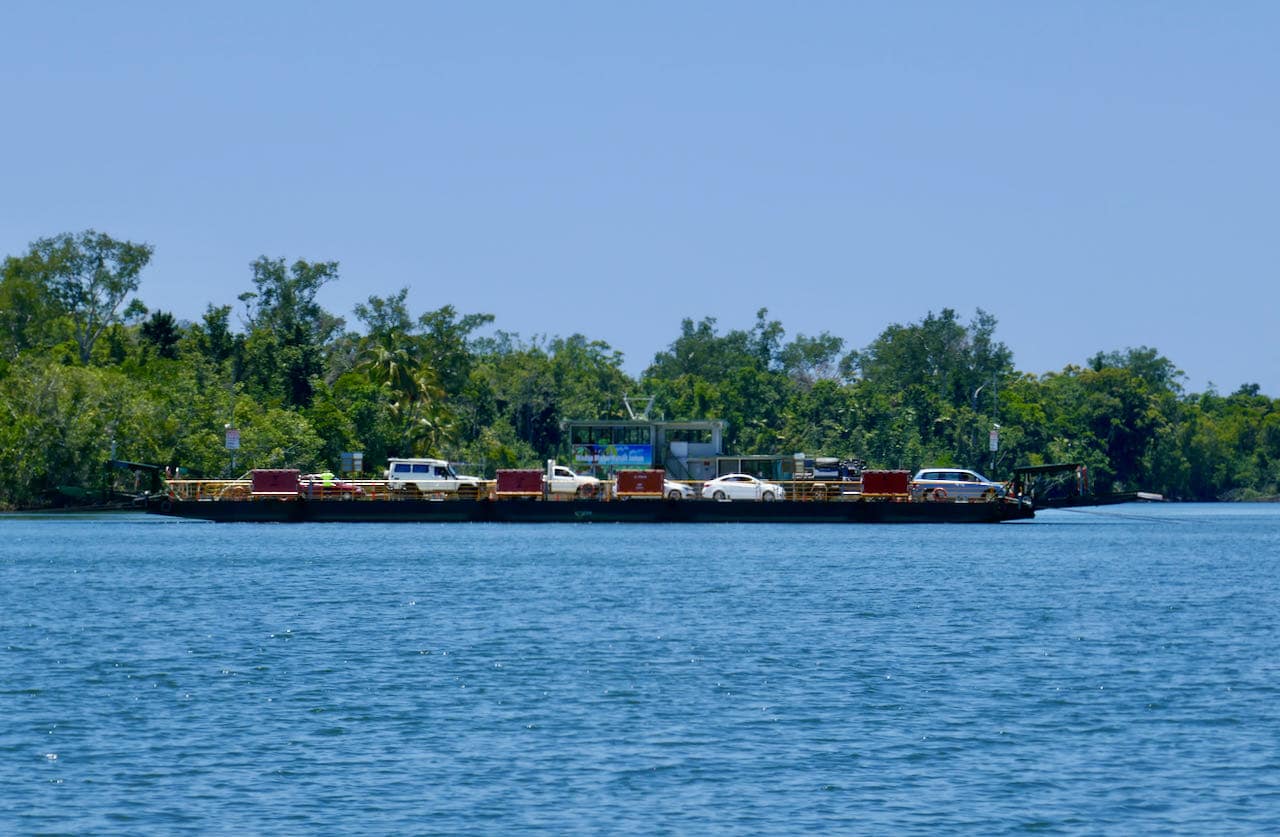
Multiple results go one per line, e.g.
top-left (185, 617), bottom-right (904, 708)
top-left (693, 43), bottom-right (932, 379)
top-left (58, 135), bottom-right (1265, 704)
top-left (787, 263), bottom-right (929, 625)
top-left (713, 490), bottom-right (727, 501)
top-left (762, 491), bottom-right (776, 501)
top-left (577, 484), bottom-right (596, 499)
top-left (667, 489), bottom-right (682, 500)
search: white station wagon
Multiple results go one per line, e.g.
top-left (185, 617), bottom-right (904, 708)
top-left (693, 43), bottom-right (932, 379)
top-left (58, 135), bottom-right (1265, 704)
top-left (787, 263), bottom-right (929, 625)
top-left (911, 468), bottom-right (1005, 501)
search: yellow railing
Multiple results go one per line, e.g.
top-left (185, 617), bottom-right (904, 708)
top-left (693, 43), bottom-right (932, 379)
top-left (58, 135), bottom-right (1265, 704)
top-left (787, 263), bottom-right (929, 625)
top-left (163, 477), bottom-right (1008, 503)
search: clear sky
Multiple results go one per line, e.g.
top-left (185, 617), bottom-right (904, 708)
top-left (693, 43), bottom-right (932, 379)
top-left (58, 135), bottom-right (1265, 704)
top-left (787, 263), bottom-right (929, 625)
top-left (4, 2), bottom-right (1277, 394)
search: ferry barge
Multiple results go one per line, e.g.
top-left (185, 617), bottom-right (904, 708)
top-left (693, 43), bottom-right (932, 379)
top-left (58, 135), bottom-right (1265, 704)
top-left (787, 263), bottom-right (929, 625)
top-left (142, 467), bottom-right (1035, 524)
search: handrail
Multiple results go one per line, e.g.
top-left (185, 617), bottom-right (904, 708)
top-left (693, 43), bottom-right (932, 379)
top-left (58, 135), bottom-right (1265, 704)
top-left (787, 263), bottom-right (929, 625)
top-left (162, 476), bottom-right (1015, 504)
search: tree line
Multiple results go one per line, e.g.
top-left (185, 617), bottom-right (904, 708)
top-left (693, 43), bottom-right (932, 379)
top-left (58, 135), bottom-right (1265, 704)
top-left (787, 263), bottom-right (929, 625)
top-left (2, 230), bottom-right (1277, 508)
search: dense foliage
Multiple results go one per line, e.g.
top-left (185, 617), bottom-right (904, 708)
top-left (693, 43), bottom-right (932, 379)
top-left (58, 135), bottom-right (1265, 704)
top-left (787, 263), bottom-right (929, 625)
top-left (2, 231), bottom-right (1277, 507)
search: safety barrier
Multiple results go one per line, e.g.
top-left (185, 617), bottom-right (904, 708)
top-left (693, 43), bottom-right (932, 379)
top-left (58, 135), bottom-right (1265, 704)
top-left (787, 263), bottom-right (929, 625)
top-left (163, 477), bottom-right (1007, 503)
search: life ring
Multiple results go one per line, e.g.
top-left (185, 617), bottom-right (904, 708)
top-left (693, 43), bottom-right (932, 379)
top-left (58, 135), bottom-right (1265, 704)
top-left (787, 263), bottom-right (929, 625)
top-left (930, 487), bottom-right (948, 501)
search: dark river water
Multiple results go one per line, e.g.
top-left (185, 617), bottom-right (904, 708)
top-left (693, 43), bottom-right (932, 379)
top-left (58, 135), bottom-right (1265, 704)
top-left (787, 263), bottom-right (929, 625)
top-left (2, 505), bottom-right (1278, 834)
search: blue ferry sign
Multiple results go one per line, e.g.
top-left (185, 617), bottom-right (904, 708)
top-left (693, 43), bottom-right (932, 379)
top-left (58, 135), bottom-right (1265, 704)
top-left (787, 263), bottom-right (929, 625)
top-left (573, 443), bottom-right (653, 466)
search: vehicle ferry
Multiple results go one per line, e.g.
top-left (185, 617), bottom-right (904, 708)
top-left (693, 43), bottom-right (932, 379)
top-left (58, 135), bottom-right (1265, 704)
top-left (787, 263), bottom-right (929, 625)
top-left (142, 467), bottom-right (1035, 524)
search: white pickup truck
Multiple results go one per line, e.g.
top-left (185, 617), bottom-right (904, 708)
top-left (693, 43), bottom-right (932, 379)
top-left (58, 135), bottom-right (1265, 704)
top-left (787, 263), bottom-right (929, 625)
top-left (386, 458), bottom-right (483, 497)
top-left (545, 461), bottom-right (602, 498)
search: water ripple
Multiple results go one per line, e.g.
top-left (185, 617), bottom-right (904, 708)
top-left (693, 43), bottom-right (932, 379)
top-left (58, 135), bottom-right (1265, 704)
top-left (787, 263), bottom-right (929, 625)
top-left (1, 505), bottom-right (1278, 833)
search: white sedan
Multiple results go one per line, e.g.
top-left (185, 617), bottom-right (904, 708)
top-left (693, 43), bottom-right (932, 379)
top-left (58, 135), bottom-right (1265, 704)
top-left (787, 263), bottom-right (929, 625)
top-left (700, 473), bottom-right (786, 501)
top-left (664, 480), bottom-right (698, 500)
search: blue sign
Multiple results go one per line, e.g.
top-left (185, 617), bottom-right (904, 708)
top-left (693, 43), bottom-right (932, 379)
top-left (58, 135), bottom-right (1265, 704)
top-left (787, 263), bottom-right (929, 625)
top-left (573, 444), bottom-right (653, 466)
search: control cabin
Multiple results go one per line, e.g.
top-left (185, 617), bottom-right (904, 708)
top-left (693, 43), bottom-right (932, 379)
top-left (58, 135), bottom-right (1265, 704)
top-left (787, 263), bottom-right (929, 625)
top-left (564, 419), bottom-right (726, 481)
top-left (565, 419), bottom-right (839, 483)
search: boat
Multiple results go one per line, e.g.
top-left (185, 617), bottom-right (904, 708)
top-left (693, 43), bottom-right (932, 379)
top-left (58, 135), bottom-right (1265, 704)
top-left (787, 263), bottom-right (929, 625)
top-left (141, 493), bottom-right (1033, 523)
top-left (140, 467), bottom-right (1035, 524)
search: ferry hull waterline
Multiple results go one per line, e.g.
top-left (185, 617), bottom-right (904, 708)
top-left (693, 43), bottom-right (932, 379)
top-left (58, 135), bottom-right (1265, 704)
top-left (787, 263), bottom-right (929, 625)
top-left (142, 495), bottom-right (1035, 524)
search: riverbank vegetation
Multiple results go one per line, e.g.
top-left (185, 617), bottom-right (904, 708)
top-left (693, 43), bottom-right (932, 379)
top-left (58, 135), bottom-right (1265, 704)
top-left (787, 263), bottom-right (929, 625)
top-left (3, 230), bottom-right (1277, 508)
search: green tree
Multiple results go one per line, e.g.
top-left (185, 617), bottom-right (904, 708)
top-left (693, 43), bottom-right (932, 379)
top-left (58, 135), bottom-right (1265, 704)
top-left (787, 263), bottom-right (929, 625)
top-left (7, 230), bottom-right (153, 364)
top-left (474, 336), bottom-right (563, 454)
top-left (139, 310), bottom-right (182, 360)
top-left (779, 332), bottom-right (846, 387)
top-left (644, 316), bottom-right (759, 383)
top-left (329, 372), bottom-right (400, 472)
top-left (0, 357), bottom-right (158, 505)
top-left (642, 311), bottom-right (794, 453)
top-left (416, 304), bottom-right (495, 396)
top-left (357, 327), bottom-right (423, 404)
top-left (184, 304), bottom-right (239, 368)
top-left (546, 334), bottom-right (633, 426)
top-left (238, 256), bottom-right (343, 407)
top-left (1089, 346), bottom-right (1184, 395)
top-left (226, 403), bottom-right (324, 472)
top-left (349, 295), bottom-right (498, 459)
top-left (843, 309), bottom-right (1015, 471)
top-left (850, 308), bottom-right (1012, 414)
top-left (777, 378), bottom-right (861, 456)
top-left (0, 255), bottom-right (66, 362)
top-left (352, 287), bottom-right (414, 338)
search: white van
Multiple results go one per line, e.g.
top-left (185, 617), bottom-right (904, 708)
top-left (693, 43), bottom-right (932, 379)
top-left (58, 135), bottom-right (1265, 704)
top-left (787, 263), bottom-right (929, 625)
top-left (386, 458), bottom-right (482, 497)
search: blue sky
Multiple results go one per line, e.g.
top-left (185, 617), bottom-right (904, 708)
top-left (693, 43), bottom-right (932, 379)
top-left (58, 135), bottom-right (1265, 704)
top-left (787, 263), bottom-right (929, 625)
top-left (4, 2), bottom-right (1277, 394)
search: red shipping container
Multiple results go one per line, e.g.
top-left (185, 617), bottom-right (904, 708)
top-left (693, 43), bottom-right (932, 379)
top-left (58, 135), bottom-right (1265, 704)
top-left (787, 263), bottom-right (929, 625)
top-left (496, 469), bottom-right (544, 496)
top-left (616, 469), bottom-right (664, 497)
top-left (861, 470), bottom-right (911, 495)
top-left (252, 469), bottom-right (300, 495)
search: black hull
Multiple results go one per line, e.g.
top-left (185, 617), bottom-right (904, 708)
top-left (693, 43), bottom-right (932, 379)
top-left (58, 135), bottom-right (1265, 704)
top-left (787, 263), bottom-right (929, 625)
top-left (144, 496), bottom-right (1034, 523)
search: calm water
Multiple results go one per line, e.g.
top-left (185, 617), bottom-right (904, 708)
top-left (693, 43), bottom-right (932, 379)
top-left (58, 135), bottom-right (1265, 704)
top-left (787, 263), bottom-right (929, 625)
top-left (2, 505), bottom-right (1278, 834)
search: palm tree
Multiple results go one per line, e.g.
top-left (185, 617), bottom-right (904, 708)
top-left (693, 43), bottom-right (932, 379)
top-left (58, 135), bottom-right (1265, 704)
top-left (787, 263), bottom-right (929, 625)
top-left (356, 331), bottom-right (457, 456)
top-left (356, 330), bottom-right (422, 408)
top-left (400, 368), bottom-right (454, 456)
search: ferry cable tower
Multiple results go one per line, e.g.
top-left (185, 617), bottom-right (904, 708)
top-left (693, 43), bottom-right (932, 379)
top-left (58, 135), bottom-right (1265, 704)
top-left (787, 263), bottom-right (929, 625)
top-left (623, 393), bottom-right (655, 421)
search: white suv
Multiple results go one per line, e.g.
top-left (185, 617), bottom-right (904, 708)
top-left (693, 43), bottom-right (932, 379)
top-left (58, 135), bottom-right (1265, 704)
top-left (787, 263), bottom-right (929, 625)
top-left (387, 458), bottom-right (483, 497)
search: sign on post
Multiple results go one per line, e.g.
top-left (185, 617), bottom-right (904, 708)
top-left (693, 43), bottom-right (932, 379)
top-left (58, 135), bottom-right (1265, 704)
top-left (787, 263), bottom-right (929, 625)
top-left (225, 427), bottom-right (240, 450)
